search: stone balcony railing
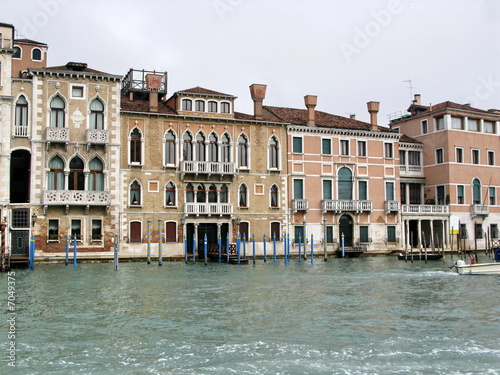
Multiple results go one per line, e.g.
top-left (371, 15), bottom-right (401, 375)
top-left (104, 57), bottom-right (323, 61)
top-left (292, 199), bottom-right (309, 213)
top-left (184, 203), bottom-right (233, 216)
top-left (322, 200), bottom-right (372, 214)
top-left (399, 165), bottom-right (423, 176)
top-left (181, 161), bottom-right (235, 177)
top-left (385, 200), bottom-right (400, 213)
top-left (43, 190), bottom-right (110, 214)
top-left (470, 204), bottom-right (489, 216)
top-left (401, 204), bottom-right (449, 215)
top-left (86, 129), bottom-right (109, 151)
top-left (46, 127), bottom-right (69, 150)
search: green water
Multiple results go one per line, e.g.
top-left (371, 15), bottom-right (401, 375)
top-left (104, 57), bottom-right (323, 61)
top-left (1, 256), bottom-right (499, 374)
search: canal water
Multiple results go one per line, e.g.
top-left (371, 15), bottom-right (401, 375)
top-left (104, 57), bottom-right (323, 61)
top-left (2, 255), bottom-right (500, 374)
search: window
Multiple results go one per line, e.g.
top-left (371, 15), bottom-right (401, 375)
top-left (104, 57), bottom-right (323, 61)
top-left (71, 219), bottom-right (82, 241)
top-left (208, 184), bottom-right (217, 203)
top-left (399, 150), bottom-right (406, 165)
top-left (196, 183), bottom-right (206, 203)
top-left (475, 223), bottom-right (483, 239)
top-left (387, 226), bottom-right (396, 242)
top-left (451, 117), bottom-right (463, 130)
top-left (409, 183), bottom-right (422, 204)
top-left (48, 156), bottom-right (64, 190)
top-left (195, 133), bottom-right (206, 162)
top-left (208, 101), bottom-right (217, 112)
top-left (15, 95), bottom-right (28, 126)
top-left (164, 130), bottom-right (176, 165)
top-left (268, 136), bottom-right (279, 169)
top-left (484, 121), bottom-right (495, 133)
top-left (183, 132), bottom-right (193, 161)
top-left (437, 117), bottom-right (445, 130)
top-left (195, 100), bottom-right (205, 112)
top-left (239, 184), bottom-right (248, 207)
top-left (460, 224), bottom-right (468, 239)
top-left (360, 226), bottom-right (369, 243)
top-left (89, 157), bottom-right (104, 191)
top-left (270, 185), bottom-right (279, 207)
top-left (408, 151), bottom-right (420, 166)
top-left (489, 187), bottom-right (496, 205)
top-left (488, 151), bottom-right (495, 166)
top-left (130, 128), bottom-right (142, 164)
top-left (89, 98), bottom-right (104, 129)
top-left (69, 156), bottom-right (84, 190)
top-left (338, 167), bottom-right (353, 200)
top-left (292, 137), bottom-right (303, 153)
top-left (208, 132), bottom-right (218, 162)
top-left (13, 45), bottom-right (21, 59)
top-left (72, 85), bottom-right (84, 98)
top-left (165, 182), bottom-right (176, 206)
top-left (357, 141), bottom-right (366, 157)
top-left (385, 181), bottom-right (394, 201)
top-left (50, 95), bottom-right (65, 127)
top-left (384, 143), bottom-right (393, 158)
top-left (221, 133), bottom-right (230, 162)
top-left (293, 179), bottom-right (304, 199)
top-left (322, 139), bottom-right (332, 155)
top-left (237, 135), bottom-right (248, 168)
top-left (48, 220), bottom-right (59, 241)
top-left (491, 224), bottom-right (499, 239)
top-left (165, 222), bottom-right (177, 242)
top-left (473, 178), bottom-right (481, 204)
top-left (437, 185), bottom-right (445, 205)
top-left (457, 185), bottom-right (464, 204)
top-left (468, 118), bottom-right (479, 132)
top-left (456, 147), bottom-right (463, 163)
top-left (421, 120), bottom-right (428, 134)
top-left (186, 183), bottom-right (194, 203)
top-left (220, 184), bottom-right (228, 203)
top-left (130, 180), bottom-right (141, 205)
top-left (436, 148), bottom-right (444, 164)
top-left (472, 149), bottom-right (480, 165)
top-left (32, 48), bottom-right (42, 61)
top-left (182, 99), bottom-right (192, 111)
top-left (340, 140), bottom-right (349, 156)
top-left (323, 180), bottom-right (332, 200)
top-left (358, 181), bottom-right (367, 200)
top-left (91, 220), bottom-right (102, 241)
top-left (221, 102), bottom-right (230, 113)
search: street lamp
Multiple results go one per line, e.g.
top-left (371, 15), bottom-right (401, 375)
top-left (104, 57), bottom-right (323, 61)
top-left (31, 213), bottom-right (37, 227)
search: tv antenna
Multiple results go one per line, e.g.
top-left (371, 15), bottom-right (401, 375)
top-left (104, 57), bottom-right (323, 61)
top-left (403, 79), bottom-right (415, 101)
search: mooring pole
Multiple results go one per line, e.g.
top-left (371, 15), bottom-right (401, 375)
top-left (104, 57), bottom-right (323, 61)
top-left (158, 218), bottom-right (163, 266)
top-left (184, 234), bottom-right (188, 263)
top-left (29, 236), bottom-right (35, 270)
top-left (204, 233), bottom-right (208, 266)
top-left (218, 234), bottom-right (222, 263)
top-left (73, 234), bottom-right (77, 268)
top-left (323, 219), bottom-right (328, 261)
top-left (263, 234), bottom-right (267, 262)
top-left (236, 233), bottom-right (241, 264)
top-left (341, 232), bottom-right (345, 258)
top-left (65, 236), bottom-right (69, 266)
top-left (243, 233), bottom-right (247, 258)
top-left (114, 234), bottom-right (119, 270)
top-left (0, 223), bottom-right (5, 272)
top-left (284, 233), bottom-right (288, 265)
top-left (226, 233), bottom-right (229, 263)
top-left (147, 219), bottom-right (152, 264)
top-left (273, 232), bottom-right (277, 263)
top-left (311, 234), bottom-right (314, 264)
top-left (252, 234), bottom-right (256, 265)
top-left (298, 233), bottom-right (302, 262)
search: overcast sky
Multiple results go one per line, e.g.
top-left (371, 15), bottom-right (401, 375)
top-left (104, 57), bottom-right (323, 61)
top-left (3, 0), bottom-right (499, 124)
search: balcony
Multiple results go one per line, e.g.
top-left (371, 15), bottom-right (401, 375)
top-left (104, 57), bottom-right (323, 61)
top-left (181, 161), bottom-right (235, 178)
top-left (184, 203), bottom-right (233, 216)
top-left (0, 37), bottom-right (13, 50)
top-left (401, 204), bottom-right (449, 215)
top-left (86, 129), bottom-right (109, 151)
top-left (43, 190), bottom-right (110, 214)
top-left (14, 125), bottom-right (28, 137)
top-left (470, 204), bottom-right (489, 216)
top-left (322, 200), bottom-right (372, 214)
top-left (292, 199), bottom-right (309, 213)
top-left (385, 200), bottom-right (400, 213)
top-left (399, 165), bottom-right (423, 176)
top-left (46, 127), bottom-right (69, 150)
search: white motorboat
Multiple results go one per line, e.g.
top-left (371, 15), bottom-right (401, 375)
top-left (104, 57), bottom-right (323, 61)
top-left (452, 259), bottom-right (500, 275)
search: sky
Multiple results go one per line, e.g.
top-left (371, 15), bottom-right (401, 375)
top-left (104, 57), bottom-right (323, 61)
top-left (3, 0), bottom-right (500, 125)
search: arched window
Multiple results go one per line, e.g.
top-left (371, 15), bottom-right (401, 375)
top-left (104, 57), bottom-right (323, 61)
top-left (220, 184), bottom-right (228, 203)
top-left (338, 167), bottom-right (353, 200)
top-left (130, 128), bottom-right (142, 164)
top-left (238, 134), bottom-right (248, 168)
top-left (208, 101), bottom-right (217, 112)
top-left (270, 184), bottom-right (279, 207)
top-left (208, 132), bottom-right (218, 162)
top-left (196, 183), bottom-right (206, 203)
top-left (130, 180), bottom-right (141, 205)
top-left (89, 98), bottom-right (104, 130)
top-left (13, 46), bottom-right (21, 59)
top-left (32, 48), bottom-right (42, 61)
top-left (89, 157), bottom-right (104, 191)
top-left (208, 184), bottom-right (217, 203)
top-left (196, 132), bottom-right (206, 162)
top-left (473, 178), bottom-right (481, 204)
top-left (48, 156), bottom-right (64, 190)
top-left (183, 132), bottom-right (193, 161)
top-left (269, 136), bottom-right (279, 169)
top-left (182, 99), bottom-right (192, 111)
top-left (69, 156), bottom-right (84, 190)
top-left (186, 183), bottom-right (194, 202)
top-left (221, 133), bottom-right (231, 163)
top-left (165, 182), bottom-right (176, 206)
top-left (164, 130), bottom-right (176, 165)
top-left (15, 95), bottom-right (28, 126)
top-left (195, 100), bottom-right (205, 112)
top-left (50, 95), bottom-right (65, 128)
top-left (239, 184), bottom-right (248, 207)
top-left (221, 102), bottom-right (230, 113)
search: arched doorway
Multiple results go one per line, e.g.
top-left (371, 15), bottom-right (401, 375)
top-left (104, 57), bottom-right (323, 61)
top-left (339, 214), bottom-right (353, 247)
top-left (10, 150), bottom-right (31, 203)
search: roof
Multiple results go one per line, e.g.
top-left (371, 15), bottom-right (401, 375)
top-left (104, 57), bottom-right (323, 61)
top-left (29, 62), bottom-right (121, 80)
top-left (43, 62), bottom-right (109, 74)
top-left (399, 134), bottom-right (422, 144)
top-left (14, 38), bottom-right (47, 46)
top-left (176, 86), bottom-right (236, 99)
top-left (408, 101), bottom-right (499, 116)
top-left (121, 97), bottom-right (177, 115)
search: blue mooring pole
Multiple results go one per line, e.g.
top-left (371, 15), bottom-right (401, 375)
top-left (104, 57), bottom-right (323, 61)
top-left (284, 233), bottom-right (288, 265)
top-left (311, 234), bottom-right (315, 264)
top-left (193, 233), bottom-right (197, 263)
top-left (273, 232), bottom-right (277, 263)
top-left (204, 234), bottom-right (208, 266)
top-left (226, 234), bottom-right (230, 263)
top-left (263, 234), bottom-right (267, 262)
top-left (147, 219), bottom-right (152, 264)
top-left (323, 218), bottom-right (328, 262)
top-left (65, 236), bottom-right (69, 266)
top-left (243, 233), bottom-right (247, 258)
top-left (252, 234), bottom-right (256, 265)
top-left (341, 232), bottom-right (345, 258)
top-left (218, 234), bottom-right (222, 263)
top-left (29, 236), bottom-right (35, 270)
top-left (236, 234), bottom-right (241, 264)
top-left (184, 234), bottom-right (188, 263)
top-left (158, 219), bottom-right (163, 266)
top-left (73, 234), bottom-right (77, 268)
top-left (298, 233), bottom-right (302, 262)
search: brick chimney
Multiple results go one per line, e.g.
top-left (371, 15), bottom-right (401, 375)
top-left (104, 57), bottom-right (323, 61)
top-left (249, 84), bottom-right (267, 120)
top-left (304, 95), bottom-right (317, 126)
top-left (367, 101), bottom-right (380, 131)
top-left (146, 74), bottom-right (163, 112)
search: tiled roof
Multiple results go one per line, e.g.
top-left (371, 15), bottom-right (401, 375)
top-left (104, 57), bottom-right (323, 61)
top-left (411, 101), bottom-right (497, 116)
top-left (176, 86), bottom-right (236, 98)
top-left (43, 63), bottom-right (109, 75)
top-left (264, 105), bottom-right (394, 132)
top-left (399, 134), bottom-right (422, 144)
top-left (120, 97), bottom-right (177, 115)
top-left (14, 38), bottom-right (47, 46)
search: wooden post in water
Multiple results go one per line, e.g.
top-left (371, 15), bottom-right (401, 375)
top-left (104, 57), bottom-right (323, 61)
top-left (263, 234), bottom-right (267, 263)
top-left (147, 219), bottom-right (152, 265)
top-left (0, 223), bottom-right (5, 272)
top-left (158, 218), bottom-right (163, 266)
top-left (65, 236), bottom-right (70, 266)
top-left (114, 234), bottom-right (119, 270)
top-left (252, 234), bottom-right (256, 265)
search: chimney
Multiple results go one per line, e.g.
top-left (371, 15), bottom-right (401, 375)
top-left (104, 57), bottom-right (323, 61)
top-left (146, 74), bottom-right (163, 112)
top-left (350, 114), bottom-right (356, 119)
top-left (304, 95), bottom-right (317, 126)
top-left (249, 84), bottom-right (267, 120)
top-left (413, 94), bottom-right (421, 105)
top-left (367, 101), bottom-right (380, 131)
